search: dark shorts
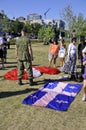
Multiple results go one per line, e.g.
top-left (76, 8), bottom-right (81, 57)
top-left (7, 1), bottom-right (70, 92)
top-left (0, 49), bottom-right (4, 58)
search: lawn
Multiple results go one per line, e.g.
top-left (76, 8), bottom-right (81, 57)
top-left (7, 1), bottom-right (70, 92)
top-left (0, 43), bottom-right (86, 130)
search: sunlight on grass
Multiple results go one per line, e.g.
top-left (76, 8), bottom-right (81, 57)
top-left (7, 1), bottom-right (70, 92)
top-left (0, 43), bottom-right (86, 130)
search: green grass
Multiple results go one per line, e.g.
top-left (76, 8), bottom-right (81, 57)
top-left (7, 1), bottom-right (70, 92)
top-left (0, 43), bottom-right (86, 130)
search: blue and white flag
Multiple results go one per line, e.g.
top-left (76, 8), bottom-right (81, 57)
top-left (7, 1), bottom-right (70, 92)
top-left (22, 81), bottom-right (82, 111)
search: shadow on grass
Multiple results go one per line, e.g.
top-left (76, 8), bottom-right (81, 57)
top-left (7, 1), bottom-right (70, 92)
top-left (5, 61), bottom-right (17, 64)
top-left (44, 78), bottom-right (71, 82)
top-left (35, 79), bottom-right (46, 85)
top-left (6, 66), bottom-right (17, 69)
top-left (0, 88), bottom-right (38, 99)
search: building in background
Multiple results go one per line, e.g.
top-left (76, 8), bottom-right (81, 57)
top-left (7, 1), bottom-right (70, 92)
top-left (0, 10), bottom-right (65, 38)
top-left (27, 13), bottom-right (65, 30)
top-left (16, 16), bottom-right (26, 23)
top-left (27, 13), bottom-right (42, 21)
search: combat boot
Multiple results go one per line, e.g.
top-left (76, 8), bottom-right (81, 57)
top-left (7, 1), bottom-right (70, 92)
top-left (29, 79), bottom-right (38, 86)
top-left (29, 79), bottom-right (34, 86)
top-left (18, 78), bottom-right (23, 85)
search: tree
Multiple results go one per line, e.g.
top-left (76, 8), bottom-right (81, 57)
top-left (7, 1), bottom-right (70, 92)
top-left (0, 13), bottom-right (10, 33)
top-left (61, 5), bottom-right (86, 39)
top-left (61, 5), bottom-right (75, 30)
top-left (75, 13), bottom-right (85, 37)
top-left (30, 23), bottom-right (41, 37)
top-left (10, 20), bottom-right (24, 35)
top-left (61, 5), bottom-right (77, 38)
top-left (38, 26), bottom-right (55, 40)
top-left (45, 26), bottom-right (55, 39)
top-left (38, 26), bottom-right (45, 39)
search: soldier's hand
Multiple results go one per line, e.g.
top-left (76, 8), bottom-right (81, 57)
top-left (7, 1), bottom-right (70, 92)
top-left (16, 56), bottom-right (18, 61)
top-left (31, 57), bottom-right (34, 61)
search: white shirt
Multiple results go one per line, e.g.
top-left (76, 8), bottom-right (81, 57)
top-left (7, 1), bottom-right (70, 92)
top-left (68, 43), bottom-right (77, 57)
top-left (0, 36), bottom-right (4, 49)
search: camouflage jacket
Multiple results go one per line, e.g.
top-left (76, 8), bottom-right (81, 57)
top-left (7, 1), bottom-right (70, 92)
top-left (16, 36), bottom-right (31, 61)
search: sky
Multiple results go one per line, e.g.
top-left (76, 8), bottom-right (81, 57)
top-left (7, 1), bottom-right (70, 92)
top-left (0, 0), bottom-right (86, 20)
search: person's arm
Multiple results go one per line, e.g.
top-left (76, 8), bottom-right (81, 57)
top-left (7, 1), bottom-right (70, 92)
top-left (0, 37), bottom-right (3, 46)
top-left (67, 43), bottom-right (71, 57)
top-left (49, 44), bottom-right (52, 53)
top-left (15, 45), bottom-right (19, 60)
top-left (28, 45), bottom-right (33, 61)
top-left (15, 40), bottom-right (19, 59)
top-left (83, 61), bottom-right (86, 66)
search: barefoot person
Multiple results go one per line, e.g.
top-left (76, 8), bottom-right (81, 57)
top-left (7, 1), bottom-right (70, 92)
top-left (0, 35), bottom-right (5, 69)
top-left (48, 39), bottom-right (59, 67)
top-left (82, 47), bottom-right (86, 101)
top-left (59, 39), bottom-right (67, 67)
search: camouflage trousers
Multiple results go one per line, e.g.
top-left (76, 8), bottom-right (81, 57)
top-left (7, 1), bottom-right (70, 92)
top-left (17, 60), bottom-right (33, 80)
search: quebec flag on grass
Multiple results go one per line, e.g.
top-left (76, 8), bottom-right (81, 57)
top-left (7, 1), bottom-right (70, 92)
top-left (22, 81), bottom-right (82, 111)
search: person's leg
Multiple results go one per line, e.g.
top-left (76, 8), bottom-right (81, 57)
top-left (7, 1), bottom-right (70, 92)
top-left (60, 57), bottom-right (64, 67)
top-left (0, 50), bottom-right (5, 69)
top-left (8, 42), bottom-right (10, 49)
top-left (62, 58), bottom-right (65, 66)
top-left (49, 58), bottom-right (53, 67)
top-left (1, 58), bottom-right (4, 68)
top-left (82, 79), bottom-right (86, 101)
top-left (53, 58), bottom-right (57, 67)
top-left (48, 53), bottom-right (53, 67)
top-left (17, 61), bottom-right (24, 85)
top-left (70, 57), bottom-right (76, 80)
top-left (53, 55), bottom-right (57, 68)
top-left (81, 58), bottom-right (84, 74)
top-left (3, 47), bottom-right (7, 63)
top-left (24, 61), bottom-right (33, 85)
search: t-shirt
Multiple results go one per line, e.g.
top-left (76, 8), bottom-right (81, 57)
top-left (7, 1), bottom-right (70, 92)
top-left (50, 44), bottom-right (59, 55)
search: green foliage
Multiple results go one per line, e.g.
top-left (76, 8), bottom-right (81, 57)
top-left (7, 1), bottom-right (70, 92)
top-left (31, 39), bottom-right (43, 43)
top-left (61, 5), bottom-right (86, 38)
top-left (9, 39), bottom-right (16, 45)
top-left (38, 26), bottom-right (45, 39)
top-left (10, 20), bottom-right (24, 34)
top-left (0, 13), bottom-right (10, 33)
top-left (38, 26), bottom-right (55, 40)
top-left (9, 38), bottom-right (43, 45)
top-left (24, 23), bottom-right (42, 36)
top-left (45, 26), bottom-right (55, 39)
top-left (61, 5), bottom-right (74, 30)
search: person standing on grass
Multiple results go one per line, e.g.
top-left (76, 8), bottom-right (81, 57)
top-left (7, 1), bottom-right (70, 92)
top-left (78, 37), bottom-right (86, 74)
top-left (67, 37), bottom-right (77, 79)
top-left (3, 33), bottom-right (7, 63)
top-left (48, 39), bottom-right (59, 68)
top-left (82, 47), bottom-right (86, 101)
top-left (0, 35), bottom-right (5, 69)
top-left (15, 29), bottom-right (34, 86)
top-left (58, 39), bottom-right (67, 67)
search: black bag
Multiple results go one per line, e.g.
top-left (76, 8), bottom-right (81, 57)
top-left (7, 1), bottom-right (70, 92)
top-left (75, 72), bottom-right (83, 82)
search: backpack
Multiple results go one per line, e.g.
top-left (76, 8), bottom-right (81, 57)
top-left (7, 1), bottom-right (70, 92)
top-left (75, 72), bottom-right (83, 82)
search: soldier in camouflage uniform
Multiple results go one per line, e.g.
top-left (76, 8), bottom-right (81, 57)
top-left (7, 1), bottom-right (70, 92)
top-left (15, 30), bottom-right (34, 85)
